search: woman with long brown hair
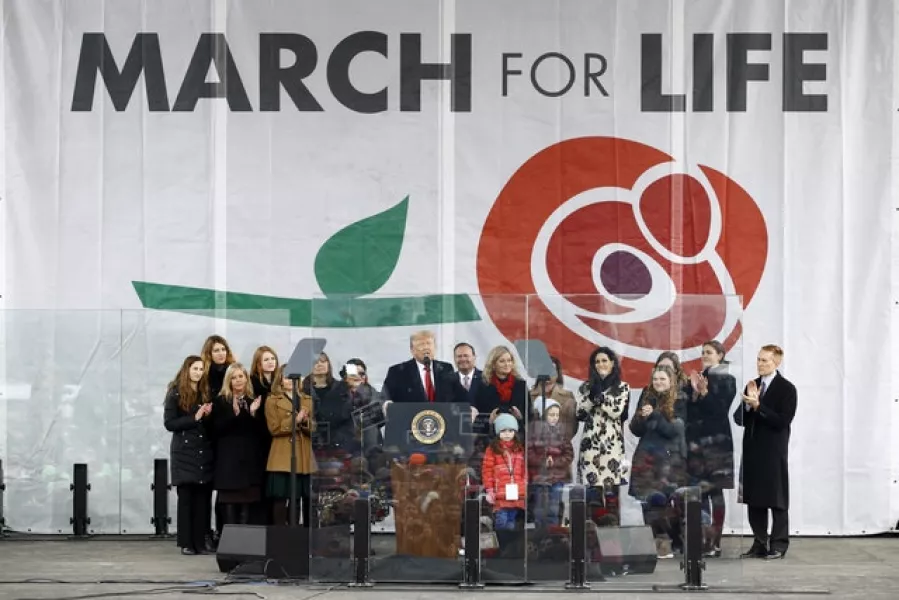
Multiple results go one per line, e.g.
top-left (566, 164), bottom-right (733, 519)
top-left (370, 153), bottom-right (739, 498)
top-left (250, 346), bottom-right (279, 401)
top-left (200, 335), bottom-right (235, 400)
top-left (686, 340), bottom-right (737, 557)
top-left (301, 352), bottom-right (337, 400)
top-left (249, 345), bottom-right (278, 523)
top-left (200, 336), bottom-right (236, 543)
top-left (163, 355), bottom-right (214, 555)
top-left (628, 365), bottom-right (688, 559)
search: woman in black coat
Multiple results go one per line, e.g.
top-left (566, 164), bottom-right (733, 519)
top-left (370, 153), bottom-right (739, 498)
top-left (249, 345), bottom-right (279, 523)
top-left (474, 346), bottom-right (531, 430)
top-left (163, 355), bottom-right (214, 555)
top-left (209, 363), bottom-right (268, 526)
top-left (686, 340), bottom-right (737, 557)
top-left (628, 365), bottom-right (688, 559)
top-left (314, 359), bottom-right (389, 526)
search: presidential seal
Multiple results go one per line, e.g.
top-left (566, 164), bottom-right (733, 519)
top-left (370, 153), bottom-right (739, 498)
top-left (410, 409), bottom-right (446, 445)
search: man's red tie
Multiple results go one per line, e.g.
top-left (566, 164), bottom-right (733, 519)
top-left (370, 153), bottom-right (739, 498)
top-left (424, 365), bottom-right (436, 402)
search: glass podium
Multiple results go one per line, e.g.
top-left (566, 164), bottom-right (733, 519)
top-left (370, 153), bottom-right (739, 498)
top-left (0, 296), bottom-right (747, 589)
top-left (303, 292), bottom-right (746, 588)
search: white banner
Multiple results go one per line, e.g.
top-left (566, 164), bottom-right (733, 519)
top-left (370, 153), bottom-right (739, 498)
top-left (0, 0), bottom-right (895, 536)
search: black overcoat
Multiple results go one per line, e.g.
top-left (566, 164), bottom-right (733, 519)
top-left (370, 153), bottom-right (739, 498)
top-left (163, 388), bottom-right (214, 486)
top-left (733, 372), bottom-right (797, 509)
top-left (686, 365), bottom-right (737, 490)
top-left (210, 394), bottom-right (269, 491)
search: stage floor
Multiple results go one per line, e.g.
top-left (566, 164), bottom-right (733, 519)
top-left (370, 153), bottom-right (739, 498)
top-left (0, 536), bottom-right (896, 599)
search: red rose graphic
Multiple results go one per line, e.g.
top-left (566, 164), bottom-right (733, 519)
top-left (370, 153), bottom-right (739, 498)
top-left (476, 137), bottom-right (767, 383)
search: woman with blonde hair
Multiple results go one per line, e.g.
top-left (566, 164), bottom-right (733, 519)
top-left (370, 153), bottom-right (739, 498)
top-left (471, 346), bottom-right (531, 488)
top-left (210, 362), bottom-right (267, 526)
top-left (163, 355), bottom-right (213, 555)
top-left (475, 345), bottom-right (531, 433)
top-left (265, 365), bottom-right (316, 526)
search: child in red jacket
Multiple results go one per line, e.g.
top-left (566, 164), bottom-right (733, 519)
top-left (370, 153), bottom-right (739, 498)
top-left (483, 413), bottom-right (527, 543)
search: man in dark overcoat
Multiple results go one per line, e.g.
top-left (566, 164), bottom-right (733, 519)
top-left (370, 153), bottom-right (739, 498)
top-left (733, 344), bottom-right (797, 560)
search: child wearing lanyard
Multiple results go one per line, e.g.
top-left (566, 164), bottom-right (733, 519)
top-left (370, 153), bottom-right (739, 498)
top-left (483, 413), bottom-right (528, 550)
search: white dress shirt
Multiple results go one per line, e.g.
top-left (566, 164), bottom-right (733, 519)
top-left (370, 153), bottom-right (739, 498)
top-left (416, 360), bottom-right (431, 394)
top-left (760, 372), bottom-right (777, 394)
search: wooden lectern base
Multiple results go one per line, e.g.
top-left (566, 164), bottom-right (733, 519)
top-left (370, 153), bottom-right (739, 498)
top-left (390, 462), bottom-right (466, 559)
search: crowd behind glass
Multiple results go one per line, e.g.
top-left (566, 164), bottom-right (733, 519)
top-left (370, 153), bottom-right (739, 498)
top-left (164, 331), bottom-right (740, 561)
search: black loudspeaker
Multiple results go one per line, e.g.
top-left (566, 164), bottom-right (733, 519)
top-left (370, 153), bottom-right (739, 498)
top-left (150, 459), bottom-right (171, 537)
top-left (215, 525), bottom-right (310, 578)
top-left (70, 463), bottom-right (91, 538)
top-left (0, 459), bottom-right (7, 535)
top-left (593, 525), bottom-right (658, 576)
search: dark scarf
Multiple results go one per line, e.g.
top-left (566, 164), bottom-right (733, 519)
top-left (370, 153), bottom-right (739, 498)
top-left (590, 373), bottom-right (619, 400)
top-left (207, 362), bottom-right (228, 397)
top-left (492, 375), bottom-right (515, 403)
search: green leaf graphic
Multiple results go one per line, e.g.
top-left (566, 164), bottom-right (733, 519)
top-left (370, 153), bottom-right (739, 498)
top-left (314, 196), bottom-right (408, 298)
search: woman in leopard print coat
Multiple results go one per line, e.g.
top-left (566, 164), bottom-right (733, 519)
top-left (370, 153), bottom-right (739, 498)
top-left (576, 347), bottom-right (630, 523)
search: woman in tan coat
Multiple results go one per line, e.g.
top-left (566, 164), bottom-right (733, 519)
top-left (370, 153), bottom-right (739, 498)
top-left (265, 366), bottom-right (317, 526)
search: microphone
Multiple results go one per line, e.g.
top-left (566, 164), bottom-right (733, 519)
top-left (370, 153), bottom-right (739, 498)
top-left (422, 356), bottom-right (432, 367)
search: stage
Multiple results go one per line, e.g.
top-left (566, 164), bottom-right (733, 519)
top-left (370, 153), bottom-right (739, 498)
top-left (0, 536), bottom-right (895, 599)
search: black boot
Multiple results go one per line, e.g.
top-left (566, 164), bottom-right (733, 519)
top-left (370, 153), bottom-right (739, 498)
top-left (224, 503), bottom-right (239, 526)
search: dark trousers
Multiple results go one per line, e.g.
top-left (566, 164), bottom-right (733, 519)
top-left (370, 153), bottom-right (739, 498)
top-left (586, 484), bottom-right (621, 527)
top-left (223, 502), bottom-right (252, 526)
top-left (493, 508), bottom-right (526, 558)
top-left (641, 498), bottom-right (682, 550)
top-left (747, 505), bottom-right (789, 552)
top-left (703, 488), bottom-right (726, 548)
top-left (272, 474), bottom-right (312, 526)
top-left (176, 483), bottom-right (212, 552)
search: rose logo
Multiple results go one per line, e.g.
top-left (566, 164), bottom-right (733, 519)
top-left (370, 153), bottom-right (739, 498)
top-left (477, 137), bottom-right (768, 382)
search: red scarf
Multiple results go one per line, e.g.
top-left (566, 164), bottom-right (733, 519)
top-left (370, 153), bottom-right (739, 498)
top-left (492, 375), bottom-right (515, 403)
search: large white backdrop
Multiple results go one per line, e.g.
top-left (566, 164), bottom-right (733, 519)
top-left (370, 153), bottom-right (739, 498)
top-left (0, 0), bottom-right (896, 536)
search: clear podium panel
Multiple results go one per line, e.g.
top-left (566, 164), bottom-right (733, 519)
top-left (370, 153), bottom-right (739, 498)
top-left (525, 293), bottom-right (745, 587)
top-left (2, 310), bottom-right (125, 534)
top-left (310, 295), bottom-right (479, 582)
top-left (121, 309), bottom-right (293, 539)
top-left (470, 295), bottom-right (529, 583)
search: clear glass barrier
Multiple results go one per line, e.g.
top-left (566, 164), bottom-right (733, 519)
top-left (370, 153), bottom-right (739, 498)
top-left (473, 295), bottom-right (528, 583)
top-left (2, 308), bottom-right (292, 537)
top-left (310, 295), bottom-right (472, 583)
top-left (0, 299), bottom-right (746, 588)
top-left (310, 296), bottom-right (472, 582)
top-left (525, 293), bottom-right (745, 587)
top-left (3, 310), bottom-right (124, 534)
top-left (121, 308), bottom-right (292, 541)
